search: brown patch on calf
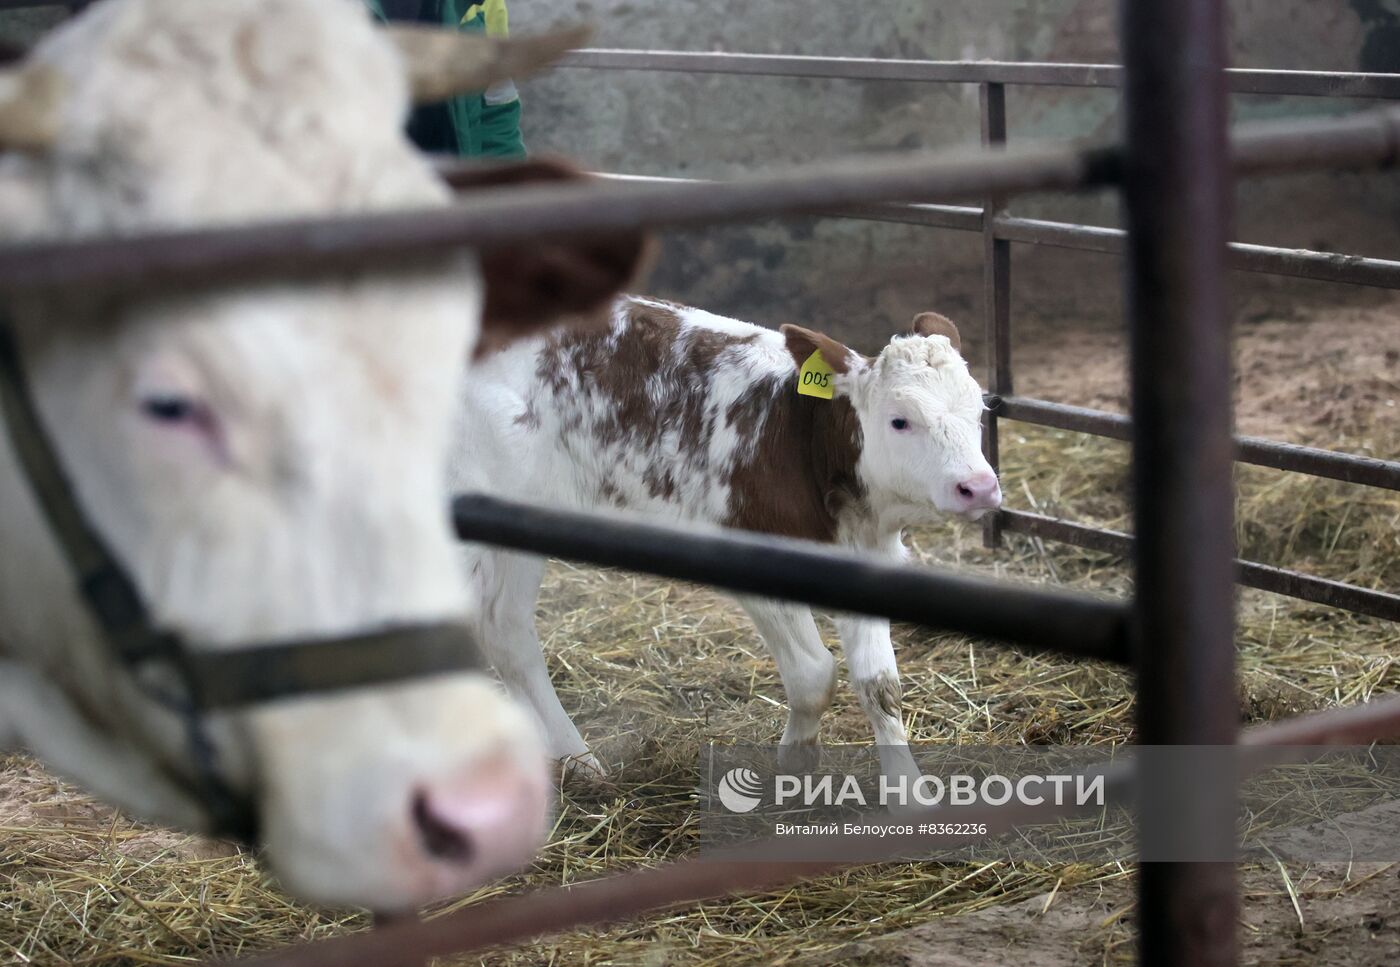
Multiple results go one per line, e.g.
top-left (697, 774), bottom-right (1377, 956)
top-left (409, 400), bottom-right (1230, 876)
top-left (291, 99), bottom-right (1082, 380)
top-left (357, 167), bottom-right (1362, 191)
top-left (535, 299), bottom-right (758, 500)
top-left (856, 671), bottom-right (903, 721)
top-left (724, 378), bottom-right (867, 543)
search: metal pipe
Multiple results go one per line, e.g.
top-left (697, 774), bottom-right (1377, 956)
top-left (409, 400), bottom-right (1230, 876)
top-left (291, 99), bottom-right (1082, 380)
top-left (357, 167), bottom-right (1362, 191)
top-left (0, 141), bottom-right (1117, 295)
top-left (583, 174), bottom-right (1400, 291)
top-left (993, 216), bottom-right (1400, 289)
top-left (980, 82), bottom-right (1012, 550)
top-left (2, 108), bottom-right (1399, 295)
top-left (1121, 2), bottom-right (1238, 961)
top-left (452, 494), bottom-right (1130, 664)
top-left (991, 396), bottom-right (1400, 491)
top-left (583, 171), bottom-right (988, 232)
top-left (998, 510), bottom-right (1400, 621)
top-left (561, 49), bottom-right (1400, 100)
top-left (226, 691), bottom-right (1400, 967)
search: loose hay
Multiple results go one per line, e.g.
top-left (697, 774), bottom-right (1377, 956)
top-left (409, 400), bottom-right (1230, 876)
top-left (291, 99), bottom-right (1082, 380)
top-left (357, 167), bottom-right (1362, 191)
top-left (2, 361), bottom-right (1397, 965)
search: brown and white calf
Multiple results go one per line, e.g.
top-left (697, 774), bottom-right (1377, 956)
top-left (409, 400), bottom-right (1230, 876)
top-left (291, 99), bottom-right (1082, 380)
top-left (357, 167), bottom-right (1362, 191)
top-left (453, 296), bottom-right (1001, 779)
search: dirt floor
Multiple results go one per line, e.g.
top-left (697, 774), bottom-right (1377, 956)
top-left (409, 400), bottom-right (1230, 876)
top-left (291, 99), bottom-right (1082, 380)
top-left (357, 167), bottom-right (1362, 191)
top-left (1, 290), bottom-right (1397, 966)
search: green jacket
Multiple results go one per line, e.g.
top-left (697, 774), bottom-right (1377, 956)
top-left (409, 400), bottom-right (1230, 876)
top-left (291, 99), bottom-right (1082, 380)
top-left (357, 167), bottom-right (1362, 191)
top-left (366, 0), bottom-right (526, 159)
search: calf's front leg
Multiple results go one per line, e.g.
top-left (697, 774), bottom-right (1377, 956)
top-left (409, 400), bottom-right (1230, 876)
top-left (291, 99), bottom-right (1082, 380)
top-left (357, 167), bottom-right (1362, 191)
top-left (833, 614), bottom-right (923, 789)
top-left (737, 597), bottom-right (837, 773)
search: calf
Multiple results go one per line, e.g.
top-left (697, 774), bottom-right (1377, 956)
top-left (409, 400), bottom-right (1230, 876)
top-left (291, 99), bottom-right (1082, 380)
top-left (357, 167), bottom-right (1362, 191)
top-left (454, 296), bottom-right (1001, 780)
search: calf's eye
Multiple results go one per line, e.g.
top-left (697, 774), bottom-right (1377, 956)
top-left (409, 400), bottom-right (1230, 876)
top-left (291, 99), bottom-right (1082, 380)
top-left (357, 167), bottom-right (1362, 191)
top-left (891, 418), bottom-right (910, 431)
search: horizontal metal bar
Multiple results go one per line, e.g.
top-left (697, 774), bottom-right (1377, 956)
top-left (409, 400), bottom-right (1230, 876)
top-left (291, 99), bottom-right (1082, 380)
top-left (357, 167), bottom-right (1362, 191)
top-left (994, 215), bottom-right (1400, 289)
top-left (592, 172), bottom-right (1400, 289)
top-left (991, 396), bottom-right (1400, 491)
top-left (453, 494), bottom-right (1130, 664)
top-left (592, 173), bottom-right (1400, 289)
top-left (1233, 109), bottom-right (1400, 175)
top-left (998, 510), bottom-right (1400, 621)
top-left (1243, 692), bottom-right (1400, 746)
top-left (230, 690), bottom-right (1400, 967)
top-left (1, 108), bottom-right (1396, 294)
top-left (562, 50), bottom-right (1400, 100)
top-left (0, 141), bottom-right (1115, 295)
top-left (592, 171), bottom-right (986, 232)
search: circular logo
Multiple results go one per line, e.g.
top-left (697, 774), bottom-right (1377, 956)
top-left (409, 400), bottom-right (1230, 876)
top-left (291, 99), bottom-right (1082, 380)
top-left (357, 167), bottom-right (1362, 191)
top-left (717, 767), bottom-right (765, 813)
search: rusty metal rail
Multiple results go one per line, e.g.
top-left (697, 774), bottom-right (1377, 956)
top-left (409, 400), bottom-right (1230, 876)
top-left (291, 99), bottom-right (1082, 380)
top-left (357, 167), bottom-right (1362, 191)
top-left (991, 396), bottom-right (1400, 490)
top-left (453, 494), bottom-right (1130, 663)
top-left (1000, 510), bottom-right (1400, 621)
top-left (594, 173), bottom-right (1400, 291)
top-left (0, 108), bottom-right (1395, 296)
top-left (229, 692), bottom-right (1400, 967)
top-left (561, 49), bottom-right (1400, 100)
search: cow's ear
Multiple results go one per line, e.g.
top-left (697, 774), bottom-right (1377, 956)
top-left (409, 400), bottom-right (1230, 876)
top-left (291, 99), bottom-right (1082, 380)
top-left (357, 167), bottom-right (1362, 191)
top-left (911, 311), bottom-right (961, 353)
top-left (780, 324), bottom-right (858, 375)
top-left (447, 158), bottom-right (653, 359)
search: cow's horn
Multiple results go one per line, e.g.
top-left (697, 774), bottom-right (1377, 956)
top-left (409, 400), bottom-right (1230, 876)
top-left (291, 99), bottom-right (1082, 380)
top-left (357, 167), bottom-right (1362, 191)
top-left (383, 24), bottom-right (592, 105)
top-left (0, 66), bottom-right (62, 151)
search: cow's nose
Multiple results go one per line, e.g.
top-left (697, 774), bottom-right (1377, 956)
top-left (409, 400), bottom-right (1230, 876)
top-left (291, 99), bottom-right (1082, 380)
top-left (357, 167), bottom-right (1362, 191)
top-left (411, 760), bottom-right (547, 871)
top-left (953, 471), bottom-right (1002, 512)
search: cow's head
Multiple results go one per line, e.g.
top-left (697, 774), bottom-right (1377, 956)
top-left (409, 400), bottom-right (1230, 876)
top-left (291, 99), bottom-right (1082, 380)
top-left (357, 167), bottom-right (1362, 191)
top-left (782, 313), bottom-right (1001, 525)
top-left (0, 0), bottom-right (644, 911)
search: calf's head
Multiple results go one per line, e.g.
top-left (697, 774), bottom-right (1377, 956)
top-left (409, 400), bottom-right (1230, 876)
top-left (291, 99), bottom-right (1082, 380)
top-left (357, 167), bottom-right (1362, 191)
top-left (783, 312), bottom-right (1001, 524)
top-left (0, 0), bottom-right (643, 911)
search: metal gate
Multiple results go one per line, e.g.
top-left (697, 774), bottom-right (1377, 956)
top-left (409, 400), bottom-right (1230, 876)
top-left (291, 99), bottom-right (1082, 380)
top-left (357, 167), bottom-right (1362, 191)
top-left (3, 1), bottom-right (1400, 965)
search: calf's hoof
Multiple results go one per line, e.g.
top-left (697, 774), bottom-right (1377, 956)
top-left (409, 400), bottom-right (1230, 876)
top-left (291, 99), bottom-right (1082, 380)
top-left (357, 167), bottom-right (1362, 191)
top-left (777, 739), bottom-right (821, 775)
top-left (559, 751), bottom-right (609, 783)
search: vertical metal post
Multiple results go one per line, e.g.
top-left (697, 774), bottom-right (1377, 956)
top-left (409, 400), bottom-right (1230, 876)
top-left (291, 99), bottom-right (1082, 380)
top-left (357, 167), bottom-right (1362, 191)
top-left (1120, 2), bottom-right (1238, 966)
top-left (980, 81), bottom-right (1011, 549)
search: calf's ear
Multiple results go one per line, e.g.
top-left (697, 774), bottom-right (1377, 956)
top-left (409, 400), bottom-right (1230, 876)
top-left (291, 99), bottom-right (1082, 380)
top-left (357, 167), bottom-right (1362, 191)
top-left (911, 311), bottom-right (961, 353)
top-left (448, 159), bottom-right (654, 359)
top-left (780, 324), bottom-right (859, 374)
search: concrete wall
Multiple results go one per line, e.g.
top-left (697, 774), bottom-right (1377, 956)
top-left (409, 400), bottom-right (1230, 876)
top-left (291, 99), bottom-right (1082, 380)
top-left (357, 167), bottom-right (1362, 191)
top-left (5, 1), bottom-right (1398, 356)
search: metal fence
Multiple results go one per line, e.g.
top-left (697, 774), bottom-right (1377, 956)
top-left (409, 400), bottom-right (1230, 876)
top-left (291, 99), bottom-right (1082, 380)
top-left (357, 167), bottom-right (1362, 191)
top-left (4, 2), bottom-right (1400, 966)
top-left (558, 47), bottom-right (1400, 623)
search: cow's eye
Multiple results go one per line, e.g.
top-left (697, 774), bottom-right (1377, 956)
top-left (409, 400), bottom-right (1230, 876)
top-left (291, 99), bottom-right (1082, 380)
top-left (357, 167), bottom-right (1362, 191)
top-left (891, 418), bottom-right (910, 431)
top-left (141, 394), bottom-right (196, 423)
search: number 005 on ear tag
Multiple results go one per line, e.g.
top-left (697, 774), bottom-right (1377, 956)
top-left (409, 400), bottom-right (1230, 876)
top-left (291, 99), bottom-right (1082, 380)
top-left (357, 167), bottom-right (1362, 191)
top-left (798, 350), bottom-right (836, 400)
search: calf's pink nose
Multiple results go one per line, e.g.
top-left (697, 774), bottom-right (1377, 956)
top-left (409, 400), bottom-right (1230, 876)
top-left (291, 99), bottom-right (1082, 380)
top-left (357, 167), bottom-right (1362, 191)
top-left (411, 760), bottom-right (548, 874)
top-left (953, 471), bottom-right (1002, 511)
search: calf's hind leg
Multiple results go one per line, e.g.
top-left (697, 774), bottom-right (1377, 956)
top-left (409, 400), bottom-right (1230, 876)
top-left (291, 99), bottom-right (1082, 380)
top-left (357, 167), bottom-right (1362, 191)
top-left (465, 547), bottom-right (603, 776)
top-left (736, 597), bottom-right (837, 773)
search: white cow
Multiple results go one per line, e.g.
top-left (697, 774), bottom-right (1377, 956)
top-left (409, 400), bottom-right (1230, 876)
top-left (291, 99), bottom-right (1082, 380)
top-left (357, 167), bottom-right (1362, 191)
top-left (0, 0), bottom-right (643, 912)
top-left (454, 296), bottom-right (1001, 781)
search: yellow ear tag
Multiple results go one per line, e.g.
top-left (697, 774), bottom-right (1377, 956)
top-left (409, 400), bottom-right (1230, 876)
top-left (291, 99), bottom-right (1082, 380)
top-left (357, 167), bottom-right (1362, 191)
top-left (798, 349), bottom-right (836, 400)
